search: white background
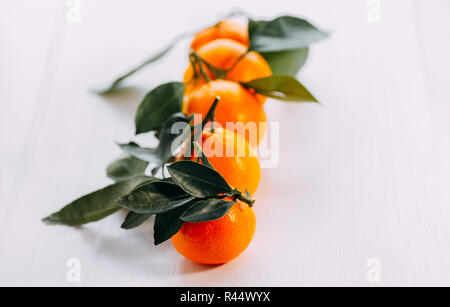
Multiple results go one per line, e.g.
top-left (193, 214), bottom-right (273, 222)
top-left (1, 0), bottom-right (449, 286)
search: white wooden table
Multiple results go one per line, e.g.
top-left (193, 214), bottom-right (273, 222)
top-left (1, 0), bottom-right (449, 286)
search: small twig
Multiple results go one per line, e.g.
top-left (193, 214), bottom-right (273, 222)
top-left (182, 97), bottom-right (220, 158)
top-left (190, 52), bottom-right (227, 80)
top-left (225, 50), bottom-right (249, 73)
top-left (190, 52), bottom-right (211, 82)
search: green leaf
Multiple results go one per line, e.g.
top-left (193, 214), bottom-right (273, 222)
top-left (42, 176), bottom-right (151, 226)
top-left (135, 82), bottom-right (185, 134)
top-left (249, 16), bottom-right (328, 53)
top-left (243, 75), bottom-right (317, 102)
top-left (98, 33), bottom-right (190, 94)
top-left (117, 181), bottom-right (195, 214)
top-left (167, 160), bottom-right (232, 198)
top-left (120, 113), bottom-right (190, 166)
top-left (248, 19), bottom-right (268, 39)
top-left (154, 203), bottom-right (192, 245)
top-left (121, 211), bottom-right (152, 229)
top-left (118, 142), bottom-right (161, 165)
top-left (106, 155), bottom-right (148, 182)
top-left (180, 199), bottom-right (235, 223)
top-left (262, 47), bottom-right (309, 76)
top-left (153, 113), bottom-right (190, 163)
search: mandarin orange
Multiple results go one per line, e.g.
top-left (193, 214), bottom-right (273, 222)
top-left (183, 79), bottom-right (267, 147)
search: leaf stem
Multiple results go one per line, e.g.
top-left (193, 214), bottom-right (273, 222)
top-left (190, 52), bottom-right (227, 80)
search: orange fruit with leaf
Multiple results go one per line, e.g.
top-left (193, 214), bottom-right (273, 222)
top-left (171, 199), bottom-right (255, 264)
top-left (181, 127), bottom-right (261, 196)
top-left (164, 159), bottom-right (256, 265)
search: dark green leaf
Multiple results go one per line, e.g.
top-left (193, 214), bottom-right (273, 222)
top-left (120, 113), bottom-right (190, 166)
top-left (154, 113), bottom-right (190, 163)
top-left (117, 181), bottom-right (195, 214)
top-left (135, 82), bottom-right (185, 134)
top-left (106, 155), bottom-right (148, 182)
top-left (154, 203), bottom-right (192, 245)
top-left (98, 33), bottom-right (190, 94)
top-left (42, 176), bottom-right (151, 226)
top-left (249, 16), bottom-right (328, 53)
top-left (248, 19), bottom-right (268, 39)
top-left (262, 47), bottom-right (309, 76)
top-left (167, 160), bottom-right (232, 198)
top-left (121, 211), bottom-right (152, 229)
top-left (180, 199), bottom-right (235, 223)
top-left (243, 75), bottom-right (317, 102)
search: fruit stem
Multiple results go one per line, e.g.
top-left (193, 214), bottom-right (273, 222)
top-left (190, 52), bottom-right (211, 82)
top-left (210, 100), bottom-right (217, 133)
top-left (231, 189), bottom-right (255, 207)
top-left (190, 52), bottom-right (227, 80)
top-left (183, 97), bottom-right (220, 158)
top-left (189, 54), bottom-right (199, 80)
top-left (201, 96), bottom-right (220, 129)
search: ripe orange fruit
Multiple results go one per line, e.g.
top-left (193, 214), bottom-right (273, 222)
top-left (183, 79), bottom-right (267, 147)
top-left (184, 127), bottom-right (261, 196)
top-left (171, 200), bottom-right (256, 264)
top-left (185, 38), bottom-right (271, 84)
top-left (190, 20), bottom-right (249, 50)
